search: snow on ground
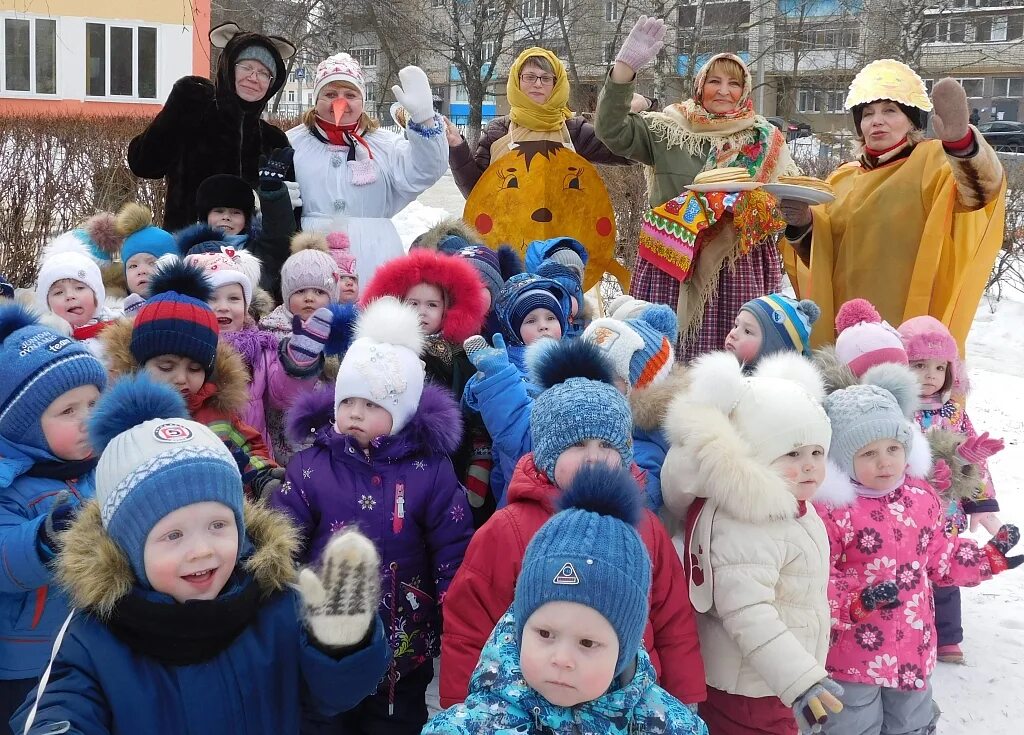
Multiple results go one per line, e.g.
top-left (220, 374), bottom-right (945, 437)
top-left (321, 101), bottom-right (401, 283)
top-left (409, 175), bottom-right (1024, 731)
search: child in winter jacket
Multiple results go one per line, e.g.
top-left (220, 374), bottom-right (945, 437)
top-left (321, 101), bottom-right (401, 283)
top-left (425, 464), bottom-right (709, 735)
top-left (12, 375), bottom-right (390, 735)
top-left (184, 244), bottom-right (327, 460)
top-left (360, 249), bottom-right (495, 525)
top-left (0, 307), bottom-right (107, 724)
top-left (193, 161), bottom-right (298, 301)
top-left (440, 338), bottom-right (707, 710)
top-left (583, 302), bottom-right (682, 511)
top-left (270, 297), bottom-right (473, 735)
top-left (661, 351), bottom-right (843, 735)
top-left (114, 204), bottom-right (177, 307)
top-left (813, 364), bottom-right (1021, 735)
top-left (724, 294), bottom-right (820, 369)
top-left (461, 272), bottom-right (570, 500)
top-left (898, 314), bottom-right (1005, 665)
top-left (99, 261), bottom-right (281, 500)
top-left (525, 236), bottom-right (590, 338)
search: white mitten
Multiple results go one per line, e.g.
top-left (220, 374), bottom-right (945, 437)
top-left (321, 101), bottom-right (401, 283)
top-left (391, 66), bottom-right (436, 125)
top-left (285, 180), bottom-right (302, 209)
top-left (297, 529), bottom-right (381, 648)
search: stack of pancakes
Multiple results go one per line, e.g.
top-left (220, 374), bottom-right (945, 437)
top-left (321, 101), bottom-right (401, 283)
top-left (777, 175), bottom-right (835, 197)
top-left (692, 167), bottom-right (754, 186)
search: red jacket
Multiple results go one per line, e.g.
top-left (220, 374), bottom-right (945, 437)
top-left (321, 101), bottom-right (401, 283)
top-left (439, 453), bottom-right (706, 707)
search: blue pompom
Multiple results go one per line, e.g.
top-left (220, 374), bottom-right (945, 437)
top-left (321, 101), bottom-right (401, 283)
top-left (0, 304), bottom-right (39, 342)
top-left (557, 463), bottom-right (643, 527)
top-left (173, 223), bottom-right (225, 257)
top-left (637, 304), bottom-right (678, 341)
top-left (89, 374), bottom-right (189, 453)
top-left (497, 245), bottom-right (524, 280)
top-left (325, 302), bottom-right (360, 357)
top-left (147, 259), bottom-right (214, 302)
top-left (529, 337), bottom-right (617, 390)
top-left (798, 299), bottom-right (822, 326)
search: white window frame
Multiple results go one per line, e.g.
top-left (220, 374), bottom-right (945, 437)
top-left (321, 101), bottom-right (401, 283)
top-left (602, 40), bottom-right (616, 64)
top-left (0, 14), bottom-right (59, 96)
top-left (350, 47), bottom-right (378, 69)
top-left (83, 19), bottom-right (159, 101)
top-left (482, 40), bottom-right (496, 61)
top-left (604, 0), bottom-right (618, 21)
top-left (955, 77), bottom-right (984, 98)
top-left (993, 77), bottom-right (1024, 97)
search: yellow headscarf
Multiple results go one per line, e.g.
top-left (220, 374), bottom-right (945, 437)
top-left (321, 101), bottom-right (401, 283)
top-left (507, 47), bottom-right (572, 132)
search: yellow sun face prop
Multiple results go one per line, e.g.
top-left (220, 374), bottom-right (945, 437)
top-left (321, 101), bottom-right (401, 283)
top-left (463, 141), bottom-right (627, 291)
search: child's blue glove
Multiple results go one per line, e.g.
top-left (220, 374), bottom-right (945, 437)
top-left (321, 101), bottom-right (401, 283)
top-left (36, 491), bottom-right (77, 561)
top-left (288, 307), bottom-right (333, 364)
top-left (464, 333), bottom-right (511, 376)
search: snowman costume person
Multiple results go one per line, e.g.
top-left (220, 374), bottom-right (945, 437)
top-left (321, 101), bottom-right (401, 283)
top-left (288, 54), bottom-right (448, 284)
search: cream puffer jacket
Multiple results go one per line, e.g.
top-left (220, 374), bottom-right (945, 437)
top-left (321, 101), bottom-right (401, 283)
top-left (662, 399), bottom-right (831, 706)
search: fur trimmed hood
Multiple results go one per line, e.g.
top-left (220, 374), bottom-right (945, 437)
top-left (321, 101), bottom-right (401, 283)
top-left (411, 217), bottom-right (484, 252)
top-left (812, 345), bottom-right (858, 395)
top-left (58, 500), bottom-right (298, 619)
top-left (101, 317), bottom-right (252, 416)
top-left (248, 287), bottom-right (276, 321)
top-left (660, 399), bottom-right (798, 524)
top-left (630, 365), bottom-right (688, 433)
top-left (286, 383), bottom-right (463, 457)
top-left (360, 250), bottom-right (488, 344)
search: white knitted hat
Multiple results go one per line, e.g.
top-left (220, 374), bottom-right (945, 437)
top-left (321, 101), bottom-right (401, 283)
top-left (35, 251), bottom-right (105, 318)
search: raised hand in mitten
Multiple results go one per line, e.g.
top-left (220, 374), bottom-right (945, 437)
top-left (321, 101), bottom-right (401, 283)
top-left (250, 467), bottom-right (286, 501)
top-left (391, 66), bottom-right (436, 125)
top-left (792, 678), bottom-right (844, 734)
top-left (36, 491), bottom-right (77, 561)
top-left (258, 147), bottom-right (295, 192)
top-left (615, 15), bottom-right (667, 72)
top-left (298, 529), bottom-right (381, 648)
top-left (851, 581), bottom-right (900, 621)
top-left (931, 78), bottom-right (971, 143)
top-left (983, 524), bottom-right (1023, 572)
top-left (288, 307), bottom-right (333, 365)
top-left (957, 432), bottom-right (1004, 464)
top-left (464, 333), bottom-right (511, 376)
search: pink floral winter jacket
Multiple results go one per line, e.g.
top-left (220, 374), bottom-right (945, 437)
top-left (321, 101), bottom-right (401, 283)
top-left (815, 472), bottom-right (999, 692)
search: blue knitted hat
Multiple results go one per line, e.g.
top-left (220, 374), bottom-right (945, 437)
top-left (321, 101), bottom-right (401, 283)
top-left (90, 374), bottom-right (245, 586)
top-left (529, 338), bottom-right (633, 480)
top-left (583, 304), bottom-right (678, 391)
top-left (0, 305), bottom-right (108, 454)
top-left (536, 261), bottom-right (583, 312)
top-left (515, 463), bottom-right (651, 677)
top-left (741, 294), bottom-right (820, 360)
top-left (495, 273), bottom-right (568, 346)
top-left (117, 204), bottom-right (177, 273)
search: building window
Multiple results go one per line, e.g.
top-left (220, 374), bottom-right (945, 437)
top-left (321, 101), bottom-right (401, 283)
top-left (288, 90), bottom-right (295, 102)
top-left (797, 89), bottom-right (845, 113)
top-left (306, 92), bottom-right (313, 104)
top-left (604, 0), bottom-right (618, 21)
top-left (993, 77), bottom-right (1024, 97)
top-left (365, 82), bottom-right (377, 101)
top-left (923, 19), bottom-right (967, 43)
top-left (350, 48), bottom-right (378, 68)
top-left (3, 17), bottom-right (57, 94)
top-left (521, 0), bottom-right (564, 18)
top-left (602, 41), bottom-right (616, 64)
top-left (431, 0), bottom-right (445, 6)
top-left (956, 77), bottom-right (984, 98)
top-left (482, 40), bottom-right (496, 61)
top-left (85, 22), bottom-right (157, 98)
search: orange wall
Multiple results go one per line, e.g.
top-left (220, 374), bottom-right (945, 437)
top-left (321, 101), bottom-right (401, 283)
top-left (0, 98), bottom-right (163, 116)
top-left (193, 0), bottom-right (212, 78)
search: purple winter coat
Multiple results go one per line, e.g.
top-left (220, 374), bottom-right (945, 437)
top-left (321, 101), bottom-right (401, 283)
top-left (222, 326), bottom-right (319, 458)
top-left (271, 384), bottom-right (473, 683)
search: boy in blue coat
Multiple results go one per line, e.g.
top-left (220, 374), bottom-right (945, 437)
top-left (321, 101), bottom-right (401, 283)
top-left (0, 306), bottom-right (107, 723)
top-left (423, 463), bottom-right (708, 735)
top-left (13, 375), bottom-right (390, 735)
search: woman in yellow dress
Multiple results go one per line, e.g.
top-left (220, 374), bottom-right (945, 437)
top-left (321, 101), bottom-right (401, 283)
top-left (780, 60), bottom-right (1005, 351)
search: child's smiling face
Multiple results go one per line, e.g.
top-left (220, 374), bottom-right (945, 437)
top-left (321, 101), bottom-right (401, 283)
top-left (47, 278), bottom-right (97, 328)
top-left (143, 502), bottom-right (238, 603)
top-left (519, 308), bottom-right (562, 345)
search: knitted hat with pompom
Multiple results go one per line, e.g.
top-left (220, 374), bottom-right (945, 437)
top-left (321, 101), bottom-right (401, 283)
top-left (740, 294), bottom-right (820, 360)
top-left (583, 304), bottom-right (678, 391)
top-left (834, 298), bottom-right (908, 378)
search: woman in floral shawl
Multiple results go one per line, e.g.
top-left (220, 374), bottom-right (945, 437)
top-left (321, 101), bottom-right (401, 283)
top-left (596, 16), bottom-right (797, 361)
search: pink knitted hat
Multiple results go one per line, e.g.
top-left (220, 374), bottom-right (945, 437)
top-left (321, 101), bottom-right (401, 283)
top-left (327, 232), bottom-right (357, 278)
top-left (834, 299), bottom-right (908, 378)
top-left (898, 314), bottom-right (963, 394)
top-left (184, 251), bottom-right (256, 306)
top-left (313, 52), bottom-right (365, 102)
top-left (282, 233), bottom-right (340, 304)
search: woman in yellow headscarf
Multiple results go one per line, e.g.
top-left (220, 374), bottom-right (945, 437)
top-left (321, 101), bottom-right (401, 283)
top-left (779, 60), bottom-right (1006, 352)
top-left (446, 47), bottom-right (649, 197)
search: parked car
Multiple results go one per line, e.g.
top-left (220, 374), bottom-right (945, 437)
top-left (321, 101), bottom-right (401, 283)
top-left (978, 121), bottom-right (1024, 151)
top-left (767, 116), bottom-right (813, 141)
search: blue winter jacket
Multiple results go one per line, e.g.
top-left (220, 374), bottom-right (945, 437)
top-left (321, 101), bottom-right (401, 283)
top-left (12, 500), bottom-right (391, 735)
top-left (0, 436), bottom-right (94, 680)
top-left (422, 611), bottom-right (708, 735)
top-left (629, 366), bottom-right (688, 513)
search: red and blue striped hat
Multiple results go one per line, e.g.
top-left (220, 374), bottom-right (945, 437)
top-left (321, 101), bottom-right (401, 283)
top-left (130, 261), bottom-right (220, 376)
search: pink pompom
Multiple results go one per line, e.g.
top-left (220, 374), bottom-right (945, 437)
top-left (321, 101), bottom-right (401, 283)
top-left (82, 212), bottom-right (123, 256)
top-left (326, 231), bottom-right (351, 252)
top-left (835, 298), bottom-right (881, 334)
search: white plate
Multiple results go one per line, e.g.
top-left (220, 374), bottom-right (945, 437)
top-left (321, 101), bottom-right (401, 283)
top-left (762, 183), bottom-right (835, 205)
top-left (686, 181), bottom-right (763, 193)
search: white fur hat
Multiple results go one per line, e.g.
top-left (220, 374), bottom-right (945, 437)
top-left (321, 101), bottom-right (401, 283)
top-left (334, 297), bottom-right (425, 435)
top-left (35, 248), bottom-right (105, 319)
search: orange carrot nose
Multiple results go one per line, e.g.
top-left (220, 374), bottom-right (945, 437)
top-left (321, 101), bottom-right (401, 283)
top-left (332, 98), bottom-right (349, 125)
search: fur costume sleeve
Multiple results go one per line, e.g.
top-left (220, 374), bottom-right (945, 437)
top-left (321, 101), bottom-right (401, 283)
top-left (250, 186), bottom-right (297, 300)
top-left (595, 74), bottom-right (657, 166)
top-left (127, 76), bottom-right (214, 179)
top-left (948, 127), bottom-right (1004, 212)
